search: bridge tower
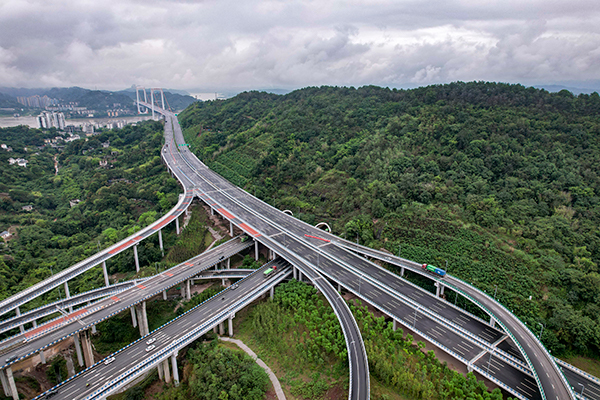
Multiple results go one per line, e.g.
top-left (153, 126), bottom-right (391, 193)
top-left (149, 88), bottom-right (165, 120)
top-left (135, 86), bottom-right (148, 114)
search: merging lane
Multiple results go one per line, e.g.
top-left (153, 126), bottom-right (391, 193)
top-left (162, 108), bottom-right (574, 400)
top-left (0, 238), bottom-right (251, 370)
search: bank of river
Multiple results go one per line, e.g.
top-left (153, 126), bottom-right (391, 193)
top-left (0, 115), bottom-right (153, 129)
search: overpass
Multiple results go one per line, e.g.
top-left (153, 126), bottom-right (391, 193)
top-left (7, 100), bottom-right (594, 400)
top-left (0, 236), bottom-right (254, 398)
top-left (32, 260), bottom-right (292, 400)
top-left (154, 104), bottom-right (576, 400)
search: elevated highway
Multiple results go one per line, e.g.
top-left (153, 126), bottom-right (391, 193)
top-left (33, 260), bottom-right (292, 400)
top-left (0, 237), bottom-right (252, 373)
top-left (12, 102), bottom-right (596, 400)
top-left (158, 106), bottom-right (575, 400)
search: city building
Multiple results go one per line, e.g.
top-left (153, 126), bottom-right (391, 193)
top-left (8, 158), bottom-right (27, 167)
top-left (36, 111), bottom-right (66, 130)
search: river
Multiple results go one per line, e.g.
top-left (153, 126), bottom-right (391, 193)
top-left (0, 115), bottom-right (154, 129)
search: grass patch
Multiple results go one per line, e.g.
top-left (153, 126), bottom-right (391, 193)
top-left (560, 355), bottom-right (600, 379)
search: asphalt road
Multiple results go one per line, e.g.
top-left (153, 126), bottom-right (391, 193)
top-left (0, 238), bottom-right (251, 369)
top-left (0, 280), bottom-right (144, 336)
top-left (0, 184), bottom-right (193, 318)
top-left (35, 261), bottom-right (291, 400)
top-left (163, 108), bottom-right (577, 400)
top-left (156, 111), bottom-right (370, 400)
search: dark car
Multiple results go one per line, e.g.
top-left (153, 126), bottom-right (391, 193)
top-left (5, 355), bottom-right (17, 363)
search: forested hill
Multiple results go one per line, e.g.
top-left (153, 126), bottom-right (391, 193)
top-left (178, 82), bottom-right (600, 359)
top-left (0, 121), bottom-right (181, 314)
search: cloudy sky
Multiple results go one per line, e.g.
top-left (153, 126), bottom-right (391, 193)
top-left (0, 0), bottom-right (599, 92)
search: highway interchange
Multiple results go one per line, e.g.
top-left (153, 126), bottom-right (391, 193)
top-left (0, 237), bottom-right (252, 371)
top-left (0, 187), bottom-right (193, 318)
top-left (35, 260), bottom-right (292, 400)
top-left (164, 107), bottom-right (577, 400)
top-left (5, 103), bottom-right (596, 400)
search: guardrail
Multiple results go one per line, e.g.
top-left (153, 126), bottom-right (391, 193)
top-left (2, 236), bottom-right (250, 369)
top-left (0, 166), bottom-right (191, 318)
top-left (33, 262), bottom-right (290, 400)
top-left (0, 279), bottom-right (147, 338)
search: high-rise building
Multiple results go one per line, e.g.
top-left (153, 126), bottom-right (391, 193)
top-left (37, 111), bottom-right (66, 130)
top-left (52, 112), bottom-right (66, 130)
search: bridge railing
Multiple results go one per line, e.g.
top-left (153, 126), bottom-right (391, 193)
top-left (4, 236), bottom-right (247, 369)
top-left (33, 263), bottom-right (290, 400)
top-left (444, 274), bottom-right (576, 400)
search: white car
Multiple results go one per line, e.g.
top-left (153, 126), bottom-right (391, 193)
top-left (146, 338), bottom-right (156, 345)
top-left (145, 345), bottom-right (155, 352)
top-left (104, 357), bottom-right (115, 365)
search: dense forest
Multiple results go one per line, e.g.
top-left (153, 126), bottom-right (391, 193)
top-left (0, 121), bottom-right (181, 315)
top-left (178, 82), bottom-right (600, 359)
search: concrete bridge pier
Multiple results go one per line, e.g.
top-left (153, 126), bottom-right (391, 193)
top-left (254, 241), bottom-right (259, 261)
top-left (226, 258), bottom-right (230, 269)
top-left (32, 320), bottom-right (37, 328)
top-left (135, 301), bottom-right (149, 336)
top-left (176, 217), bottom-right (180, 235)
top-left (229, 221), bottom-right (233, 237)
top-left (15, 307), bottom-right (24, 334)
top-left (130, 307), bottom-right (138, 328)
top-left (293, 266), bottom-right (297, 280)
top-left (435, 283), bottom-right (445, 297)
top-left (219, 322), bottom-right (225, 336)
top-left (134, 245), bottom-right (140, 273)
top-left (186, 279), bottom-right (191, 300)
top-left (228, 315), bottom-right (234, 337)
top-left (163, 290), bottom-right (167, 300)
top-left (171, 352), bottom-right (180, 386)
top-left (270, 286), bottom-right (274, 299)
top-left (157, 362), bottom-right (164, 380)
top-left (81, 329), bottom-right (95, 367)
top-left (393, 319), bottom-right (398, 331)
top-left (74, 332), bottom-right (84, 367)
top-left (64, 282), bottom-right (72, 312)
top-left (163, 359), bottom-right (171, 383)
top-left (102, 261), bottom-right (110, 287)
top-left (400, 267), bottom-right (405, 277)
top-left (88, 302), bottom-right (97, 334)
top-left (2, 368), bottom-right (18, 400)
top-left (158, 229), bottom-right (164, 257)
top-left (0, 367), bottom-right (11, 398)
top-left (490, 317), bottom-right (496, 328)
top-left (39, 349), bottom-right (46, 364)
top-left (337, 283), bottom-right (341, 292)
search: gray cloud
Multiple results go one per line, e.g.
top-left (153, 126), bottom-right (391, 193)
top-left (0, 0), bottom-right (598, 90)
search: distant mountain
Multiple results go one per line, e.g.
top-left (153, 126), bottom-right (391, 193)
top-left (0, 92), bottom-right (22, 109)
top-left (45, 87), bottom-right (136, 111)
top-left (534, 84), bottom-right (600, 95)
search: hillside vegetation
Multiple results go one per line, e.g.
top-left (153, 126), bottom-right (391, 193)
top-left (178, 82), bottom-right (600, 359)
top-left (0, 121), bottom-right (181, 321)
